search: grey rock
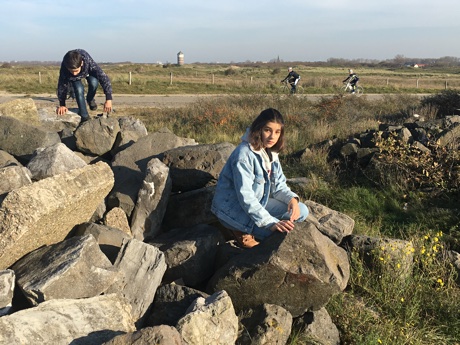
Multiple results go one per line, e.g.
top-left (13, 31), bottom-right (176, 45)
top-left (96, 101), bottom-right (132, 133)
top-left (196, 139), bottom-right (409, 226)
top-left (0, 269), bottom-right (14, 316)
top-left (208, 222), bottom-right (350, 317)
top-left (147, 283), bottom-right (209, 327)
top-left (162, 185), bottom-right (216, 230)
top-left (238, 303), bottom-right (293, 345)
top-left (26, 142), bottom-right (87, 181)
top-left (161, 142), bottom-right (234, 192)
top-left (0, 150), bottom-right (21, 168)
top-left (343, 234), bottom-right (414, 278)
top-left (109, 128), bottom-right (197, 216)
top-left (0, 294), bottom-right (135, 345)
top-left (304, 200), bottom-right (355, 244)
top-left (12, 234), bottom-right (118, 306)
top-left (74, 222), bottom-right (132, 263)
top-left (111, 116), bottom-right (148, 155)
top-left (0, 161), bottom-right (114, 270)
top-left (436, 122), bottom-right (460, 147)
top-left (130, 158), bottom-right (171, 241)
top-left (37, 106), bottom-right (80, 132)
top-left (177, 290), bottom-right (238, 345)
top-left (340, 142), bottom-right (359, 157)
top-left (102, 325), bottom-right (184, 345)
top-left (104, 206), bottom-right (132, 237)
top-left (75, 116), bottom-right (121, 156)
top-left (293, 307), bottom-right (340, 345)
top-left (0, 98), bottom-right (40, 126)
top-left (0, 115), bottom-right (61, 162)
top-left (106, 238), bottom-right (167, 328)
top-left (149, 224), bottom-right (225, 287)
top-left (0, 165), bottom-right (32, 197)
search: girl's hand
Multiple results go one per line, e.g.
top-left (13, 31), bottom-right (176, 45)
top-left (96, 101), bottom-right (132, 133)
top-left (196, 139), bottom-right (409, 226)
top-left (288, 198), bottom-right (300, 221)
top-left (271, 219), bottom-right (295, 233)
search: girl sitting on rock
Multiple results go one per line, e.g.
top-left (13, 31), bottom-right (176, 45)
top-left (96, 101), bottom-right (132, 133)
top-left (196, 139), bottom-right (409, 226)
top-left (211, 108), bottom-right (309, 248)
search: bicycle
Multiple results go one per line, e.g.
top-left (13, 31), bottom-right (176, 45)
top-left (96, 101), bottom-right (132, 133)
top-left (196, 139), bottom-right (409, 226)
top-left (279, 80), bottom-right (304, 95)
top-left (341, 81), bottom-right (363, 96)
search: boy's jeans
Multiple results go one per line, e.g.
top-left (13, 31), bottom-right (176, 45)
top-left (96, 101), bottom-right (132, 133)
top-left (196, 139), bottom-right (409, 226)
top-left (72, 75), bottom-right (99, 119)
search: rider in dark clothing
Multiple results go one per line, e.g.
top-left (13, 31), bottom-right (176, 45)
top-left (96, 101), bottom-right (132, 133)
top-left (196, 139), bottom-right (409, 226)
top-left (342, 69), bottom-right (360, 93)
top-left (281, 67), bottom-right (301, 94)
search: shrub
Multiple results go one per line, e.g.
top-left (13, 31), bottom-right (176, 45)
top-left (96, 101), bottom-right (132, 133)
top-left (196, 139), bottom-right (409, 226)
top-left (421, 90), bottom-right (460, 117)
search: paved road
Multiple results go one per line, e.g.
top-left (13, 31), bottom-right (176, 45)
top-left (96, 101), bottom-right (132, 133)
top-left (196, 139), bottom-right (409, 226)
top-left (0, 92), bottom-right (431, 109)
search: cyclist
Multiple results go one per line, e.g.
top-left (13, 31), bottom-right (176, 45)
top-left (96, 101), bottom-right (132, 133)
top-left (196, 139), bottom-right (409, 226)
top-left (281, 67), bottom-right (301, 94)
top-left (343, 69), bottom-right (360, 94)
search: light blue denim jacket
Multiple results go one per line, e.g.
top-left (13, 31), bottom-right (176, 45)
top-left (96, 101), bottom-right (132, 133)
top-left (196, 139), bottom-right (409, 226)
top-left (211, 131), bottom-right (298, 234)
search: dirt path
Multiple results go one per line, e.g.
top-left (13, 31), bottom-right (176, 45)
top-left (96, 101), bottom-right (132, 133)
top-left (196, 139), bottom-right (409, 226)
top-left (0, 93), bottom-right (223, 109)
top-left (0, 92), bottom-right (431, 109)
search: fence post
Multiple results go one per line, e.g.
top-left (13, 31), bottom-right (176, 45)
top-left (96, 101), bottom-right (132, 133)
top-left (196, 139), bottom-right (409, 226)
top-left (129, 72), bottom-right (132, 85)
top-left (170, 72), bottom-right (173, 85)
top-left (38, 72), bottom-right (41, 84)
top-left (416, 79), bottom-right (419, 88)
top-left (212, 74), bottom-right (215, 84)
top-left (250, 76), bottom-right (253, 83)
top-left (445, 80), bottom-right (448, 89)
top-left (386, 78), bottom-right (389, 86)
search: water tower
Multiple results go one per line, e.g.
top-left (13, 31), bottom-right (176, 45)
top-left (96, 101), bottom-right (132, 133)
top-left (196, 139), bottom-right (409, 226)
top-left (177, 51), bottom-right (184, 66)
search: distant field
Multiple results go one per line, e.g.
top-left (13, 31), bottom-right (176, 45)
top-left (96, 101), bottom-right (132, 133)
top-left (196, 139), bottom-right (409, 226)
top-left (1, 63), bottom-right (459, 95)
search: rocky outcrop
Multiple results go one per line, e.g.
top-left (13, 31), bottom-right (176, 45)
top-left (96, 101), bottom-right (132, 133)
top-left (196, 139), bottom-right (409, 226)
top-left (0, 98), bottom-right (360, 345)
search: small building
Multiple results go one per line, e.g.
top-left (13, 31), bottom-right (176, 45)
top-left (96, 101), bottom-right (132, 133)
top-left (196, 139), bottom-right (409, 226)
top-left (177, 51), bottom-right (184, 66)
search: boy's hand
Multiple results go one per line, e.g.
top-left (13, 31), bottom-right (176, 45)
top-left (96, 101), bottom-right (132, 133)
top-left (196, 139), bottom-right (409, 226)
top-left (56, 106), bottom-right (68, 115)
top-left (104, 100), bottom-right (112, 113)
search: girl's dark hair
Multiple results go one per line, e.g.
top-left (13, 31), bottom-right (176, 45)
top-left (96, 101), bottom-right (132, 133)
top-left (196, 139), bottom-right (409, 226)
top-left (63, 50), bottom-right (83, 70)
top-left (249, 108), bottom-right (285, 152)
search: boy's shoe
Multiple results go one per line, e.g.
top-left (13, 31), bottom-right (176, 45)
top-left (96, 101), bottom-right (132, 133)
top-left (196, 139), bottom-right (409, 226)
top-left (231, 230), bottom-right (260, 248)
top-left (88, 99), bottom-right (97, 110)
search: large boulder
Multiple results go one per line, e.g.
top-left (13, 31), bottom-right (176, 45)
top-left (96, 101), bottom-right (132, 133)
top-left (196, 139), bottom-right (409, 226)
top-left (207, 221), bottom-right (350, 317)
top-left (12, 234), bottom-right (118, 306)
top-left (26, 142), bottom-right (87, 181)
top-left (102, 325), bottom-right (183, 345)
top-left (130, 158), bottom-right (172, 241)
top-left (106, 238), bottom-right (167, 328)
top-left (109, 128), bottom-right (197, 216)
top-left (0, 165), bottom-right (32, 198)
top-left (148, 224), bottom-right (225, 287)
top-left (0, 98), bottom-right (40, 126)
top-left (160, 142), bottom-right (234, 192)
top-left (0, 294), bottom-right (135, 344)
top-left (146, 283), bottom-right (209, 327)
top-left (111, 116), bottom-right (148, 155)
top-left (176, 290), bottom-right (239, 345)
top-left (0, 116), bottom-right (61, 163)
top-left (75, 117), bottom-right (121, 156)
top-left (0, 161), bottom-right (114, 269)
top-left (238, 303), bottom-right (293, 345)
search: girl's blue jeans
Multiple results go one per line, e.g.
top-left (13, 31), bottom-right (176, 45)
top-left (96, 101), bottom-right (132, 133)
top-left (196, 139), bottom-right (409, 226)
top-left (72, 75), bottom-right (99, 119)
top-left (219, 198), bottom-right (309, 241)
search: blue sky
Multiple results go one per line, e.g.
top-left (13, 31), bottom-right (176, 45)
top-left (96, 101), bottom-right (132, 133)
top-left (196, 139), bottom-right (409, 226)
top-left (1, 0), bottom-right (459, 63)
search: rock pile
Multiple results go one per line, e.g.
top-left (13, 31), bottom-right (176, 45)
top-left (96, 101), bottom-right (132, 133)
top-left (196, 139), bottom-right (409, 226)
top-left (0, 98), bottom-right (439, 344)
